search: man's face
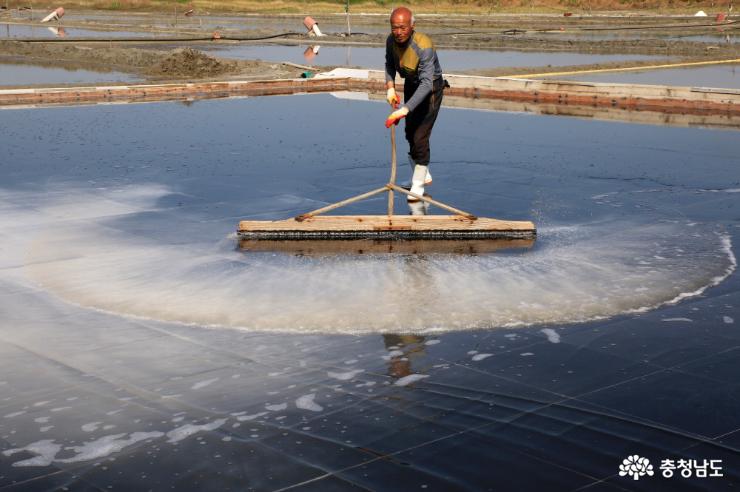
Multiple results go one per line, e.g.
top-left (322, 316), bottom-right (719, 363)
top-left (391, 15), bottom-right (413, 44)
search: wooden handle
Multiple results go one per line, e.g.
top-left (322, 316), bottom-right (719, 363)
top-left (387, 125), bottom-right (397, 217)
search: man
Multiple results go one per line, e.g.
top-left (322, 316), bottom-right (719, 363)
top-left (384, 6), bottom-right (444, 203)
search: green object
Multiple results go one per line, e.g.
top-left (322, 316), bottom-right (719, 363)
top-left (301, 71), bottom-right (314, 79)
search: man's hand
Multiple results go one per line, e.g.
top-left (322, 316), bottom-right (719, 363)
top-left (385, 106), bottom-right (409, 128)
top-left (386, 87), bottom-right (400, 108)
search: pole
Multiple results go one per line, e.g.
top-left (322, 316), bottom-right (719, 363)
top-left (387, 125), bottom-right (396, 217)
top-left (295, 187), bottom-right (389, 221)
top-left (345, 0), bottom-right (351, 36)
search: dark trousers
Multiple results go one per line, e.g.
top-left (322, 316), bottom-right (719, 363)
top-left (404, 77), bottom-right (444, 167)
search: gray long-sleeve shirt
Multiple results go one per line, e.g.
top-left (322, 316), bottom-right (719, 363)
top-left (385, 31), bottom-right (443, 112)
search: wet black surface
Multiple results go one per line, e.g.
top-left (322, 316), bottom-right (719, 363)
top-left (0, 94), bottom-right (738, 490)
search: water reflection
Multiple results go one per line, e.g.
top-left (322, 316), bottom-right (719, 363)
top-left (46, 26), bottom-right (66, 37)
top-left (301, 45), bottom-right (356, 67)
top-left (206, 43), bottom-right (660, 71)
top-left (303, 45), bottom-right (320, 63)
top-left (383, 334), bottom-right (427, 378)
top-left (238, 238), bottom-right (536, 255)
top-left (0, 22), bottom-right (175, 38)
top-left (407, 200), bottom-right (430, 216)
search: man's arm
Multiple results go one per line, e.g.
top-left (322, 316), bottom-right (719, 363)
top-left (401, 42), bottom-right (435, 112)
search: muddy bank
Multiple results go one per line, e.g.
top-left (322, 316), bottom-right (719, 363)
top-left (0, 40), bottom-right (327, 84)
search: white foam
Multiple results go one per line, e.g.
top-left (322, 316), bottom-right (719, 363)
top-left (191, 378), bottom-right (219, 390)
top-left (3, 439), bottom-right (62, 467)
top-left (394, 374), bottom-right (429, 387)
top-left (236, 412), bottom-right (268, 421)
top-left (659, 235), bottom-right (737, 309)
top-left (166, 419), bottom-right (226, 444)
top-left (723, 316), bottom-right (734, 324)
top-left (327, 369), bottom-right (364, 381)
top-left (295, 393), bottom-right (323, 412)
top-left (81, 422), bottom-right (101, 432)
top-left (702, 188), bottom-right (740, 193)
top-left (2, 185), bottom-right (734, 334)
top-left (541, 329), bottom-right (561, 343)
top-left (58, 432), bottom-right (164, 462)
top-left (472, 353), bottom-right (493, 361)
top-left (265, 403), bottom-right (287, 412)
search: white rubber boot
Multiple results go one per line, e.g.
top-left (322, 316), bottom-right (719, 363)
top-left (402, 155), bottom-right (432, 188)
top-left (407, 164), bottom-right (428, 202)
top-left (407, 200), bottom-right (430, 216)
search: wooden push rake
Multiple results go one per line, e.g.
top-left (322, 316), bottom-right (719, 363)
top-left (237, 126), bottom-right (536, 240)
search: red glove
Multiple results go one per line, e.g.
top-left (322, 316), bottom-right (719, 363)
top-left (385, 106), bottom-right (409, 128)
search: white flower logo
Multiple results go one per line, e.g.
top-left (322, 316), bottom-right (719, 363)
top-left (619, 455), bottom-right (654, 480)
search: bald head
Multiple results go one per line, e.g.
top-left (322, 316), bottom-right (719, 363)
top-left (390, 6), bottom-right (414, 44)
top-left (390, 6), bottom-right (413, 24)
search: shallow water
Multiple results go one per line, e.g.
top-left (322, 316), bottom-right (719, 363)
top-left (0, 23), bottom-right (173, 38)
top-left (207, 43), bottom-right (661, 71)
top-left (552, 63), bottom-right (740, 88)
top-left (538, 30), bottom-right (737, 43)
top-left (0, 95), bottom-right (737, 331)
top-left (671, 32), bottom-right (737, 43)
top-left (1, 94), bottom-right (739, 489)
top-left (0, 62), bottom-right (141, 86)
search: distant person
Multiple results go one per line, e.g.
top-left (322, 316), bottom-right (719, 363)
top-left (384, 6), bottom-right (445, 204)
